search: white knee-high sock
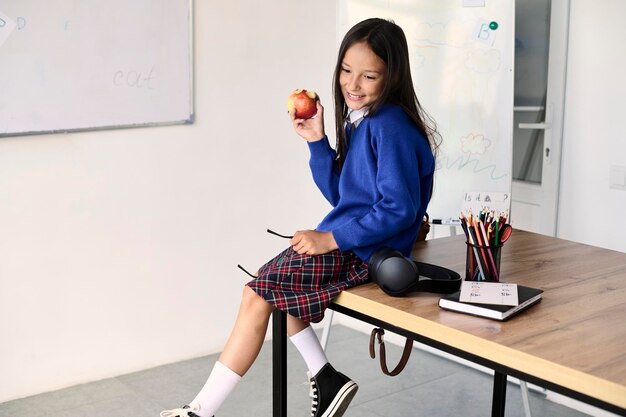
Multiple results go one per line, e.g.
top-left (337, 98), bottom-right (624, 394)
top-left (289, 326), bottom-right (329, 376)
top-left (190, 361), bottom-right (241, 417)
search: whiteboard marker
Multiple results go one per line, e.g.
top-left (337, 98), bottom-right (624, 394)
top-left (432, 218), bottom-right (462, 225)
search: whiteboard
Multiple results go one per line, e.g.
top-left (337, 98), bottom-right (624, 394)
top-left (0, 0), bottom-right (193, 137)
top-left (338, 0), bottom-right (514, 221)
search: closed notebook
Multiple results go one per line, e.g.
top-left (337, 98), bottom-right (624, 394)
top-left (438, 285), bottom-right (544, 321)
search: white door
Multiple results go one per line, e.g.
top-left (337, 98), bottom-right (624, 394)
top-left (511, 0), bottom-right (569, 236)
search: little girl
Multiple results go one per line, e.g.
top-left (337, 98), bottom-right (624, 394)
top-left (161, 17), bottom-right (438, 417)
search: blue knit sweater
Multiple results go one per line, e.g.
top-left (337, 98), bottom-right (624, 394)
top-left (308, 104), bottom-right (435, 262)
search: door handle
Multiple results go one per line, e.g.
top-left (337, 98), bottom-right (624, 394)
top-left (517, 122), bottom-right (551, 130)
top-left (515, 104), bottom-right (554, 164)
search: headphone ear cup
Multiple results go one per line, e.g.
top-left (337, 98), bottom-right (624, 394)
top-left (368, 247), bottom-right (399, 284)
top-left (370, 248), bottom-right (419, 296)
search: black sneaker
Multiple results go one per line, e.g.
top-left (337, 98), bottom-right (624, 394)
top-left (308, 363), bottom-right (358, 417)
top-left (160, 404), bottom-right (206, 417)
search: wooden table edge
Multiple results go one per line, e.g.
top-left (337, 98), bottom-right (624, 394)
top-left (333, 290), bottom-right (626, 411)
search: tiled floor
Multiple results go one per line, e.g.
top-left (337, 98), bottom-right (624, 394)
top-left (0, 325), bottom-right (590, 417)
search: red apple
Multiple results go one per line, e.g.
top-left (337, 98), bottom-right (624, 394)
top-left (287, 89), bottom-right (318, 119)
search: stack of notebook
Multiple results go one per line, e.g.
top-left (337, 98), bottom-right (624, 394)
top-left (439, 282), bottom-right (543, 321)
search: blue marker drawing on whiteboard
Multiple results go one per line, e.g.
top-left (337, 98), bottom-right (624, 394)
top-left (436, 150), bottom-right (508, 181)
top-left (17, 17), bottom-right (26, 30)
top-left (0, 10), bottom-right (17, 48)
top-left (415, 19), bottom-right (478, 49)
top-left (434, 130), bottom-right (508, 180)
top-left (440, 133), bottom-right (508, 180)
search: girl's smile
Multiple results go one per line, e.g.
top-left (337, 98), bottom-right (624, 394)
top-left (346, 92), bottom-right (365, 101)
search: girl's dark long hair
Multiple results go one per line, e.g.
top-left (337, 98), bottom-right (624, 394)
top-left (333, 18), bottom-right (441, 169)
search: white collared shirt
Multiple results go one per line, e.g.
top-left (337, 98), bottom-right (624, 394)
top-left (346, 107), bottom-right (368, 128)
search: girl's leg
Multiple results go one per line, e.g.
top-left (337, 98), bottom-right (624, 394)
top-left (287, 315), bottom-right (329, 375)
top-left (218, 285), bottom-right (274, 375)
top-left (164, 286), bottom-right (274, 417)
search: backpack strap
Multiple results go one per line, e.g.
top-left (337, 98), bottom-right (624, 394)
top-left (369, 327), bottom-right (413, 376)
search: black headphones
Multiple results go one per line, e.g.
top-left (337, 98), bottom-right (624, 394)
top-left (368, 247), bottom-right (462, 297)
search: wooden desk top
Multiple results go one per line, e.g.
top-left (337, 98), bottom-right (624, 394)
top-left (333, 230), bottom-right (626, 411)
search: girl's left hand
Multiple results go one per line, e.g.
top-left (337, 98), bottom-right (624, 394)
top-left (290, 230), bottom-right (338, 255)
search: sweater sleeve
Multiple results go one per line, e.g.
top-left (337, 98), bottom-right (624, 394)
top-left (308, 136), bottom-right (341, 206)
top-left (332, 119), bottom-right (428, 251)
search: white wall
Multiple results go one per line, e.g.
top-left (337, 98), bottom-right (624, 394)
top-left (557, 0), bottom-right (626, 252)
top-left (0, 1), bottom-right (337, 402)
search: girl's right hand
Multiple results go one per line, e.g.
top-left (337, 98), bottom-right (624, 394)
top-left (289, 100), bottom-right (325, 142)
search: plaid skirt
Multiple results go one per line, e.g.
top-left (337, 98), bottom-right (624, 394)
top-left (246, 247), bottom-right (369, 323)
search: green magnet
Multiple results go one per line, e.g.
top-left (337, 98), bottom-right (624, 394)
top-left (489, 21), bottom-right (498, 30)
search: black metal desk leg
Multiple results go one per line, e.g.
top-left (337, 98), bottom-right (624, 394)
top-left (272, 310), bottom-right (287, 417)
top-left (492, 371), bottom-right (507, 417)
